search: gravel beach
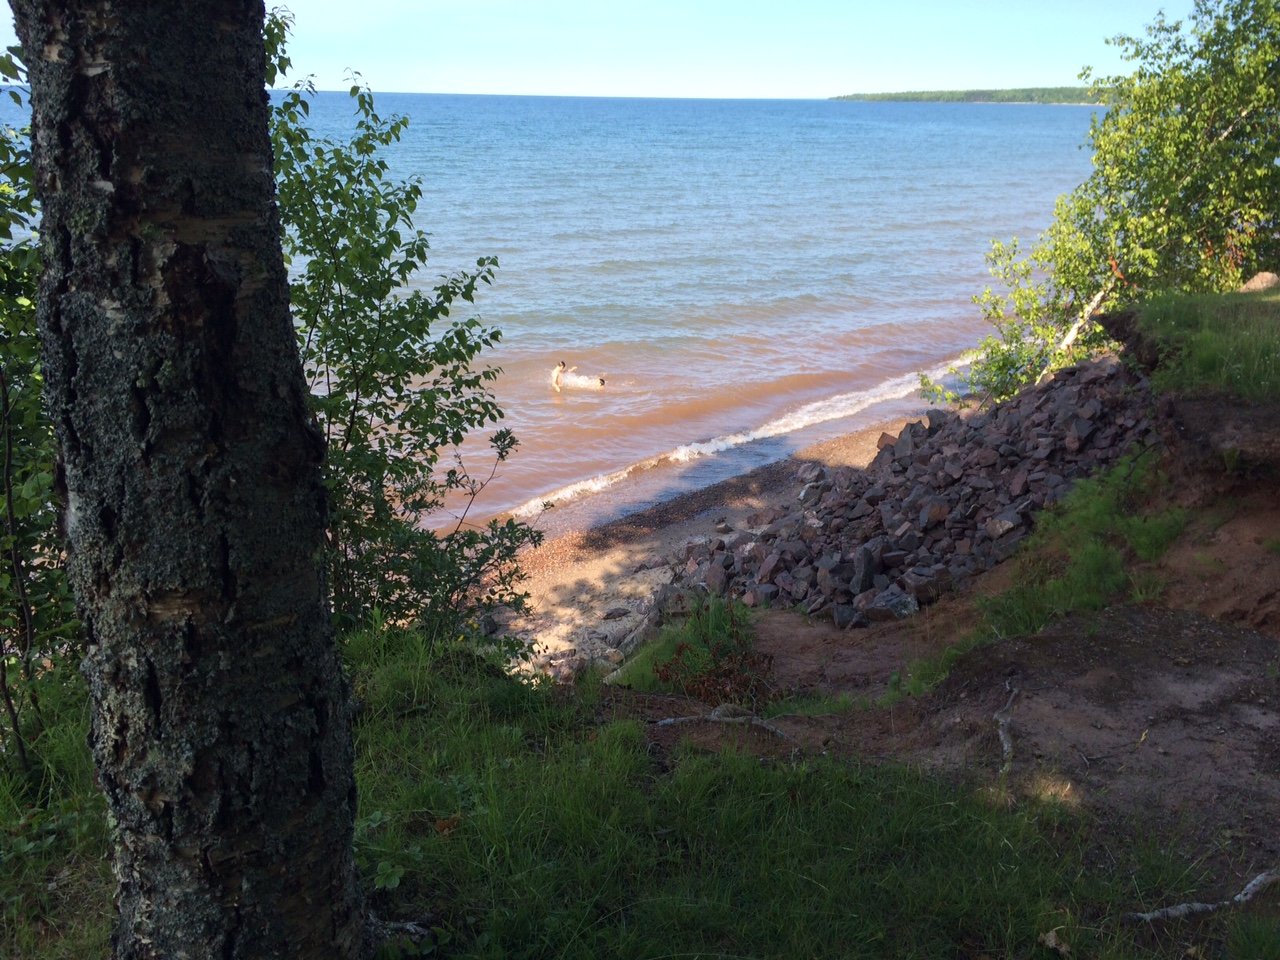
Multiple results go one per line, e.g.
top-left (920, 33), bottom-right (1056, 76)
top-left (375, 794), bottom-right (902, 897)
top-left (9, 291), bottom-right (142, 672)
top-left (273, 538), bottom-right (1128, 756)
top-left (511, 417), bottom-right (915, 672)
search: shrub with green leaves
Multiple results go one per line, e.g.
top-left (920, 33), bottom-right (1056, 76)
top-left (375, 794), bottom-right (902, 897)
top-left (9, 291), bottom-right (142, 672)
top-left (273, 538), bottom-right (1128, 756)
top-left (931, 0), bottom-right (1280, 403)
top-left (266, 15), bottom-right (541, 628)
top-left (0, 9), bottom-right (545, 787)
top-left (0, 53), bottom-right (78, 779)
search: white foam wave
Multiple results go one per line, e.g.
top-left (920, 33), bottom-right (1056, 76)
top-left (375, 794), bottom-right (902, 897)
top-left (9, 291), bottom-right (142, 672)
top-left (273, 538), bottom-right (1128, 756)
top-left (510, 354), bottom-right (970, 518)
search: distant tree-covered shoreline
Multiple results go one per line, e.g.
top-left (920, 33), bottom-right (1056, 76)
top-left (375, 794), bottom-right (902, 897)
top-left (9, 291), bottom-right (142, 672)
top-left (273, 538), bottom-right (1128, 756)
top-left (834, 87), bottom-right (1097, 104)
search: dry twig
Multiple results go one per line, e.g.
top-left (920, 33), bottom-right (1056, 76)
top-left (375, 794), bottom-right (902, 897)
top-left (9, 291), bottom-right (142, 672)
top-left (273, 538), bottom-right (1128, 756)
top-left (653, 703), bottom-right (795, 741)
top-left (1123, 868), bottom-right (1280, 923)
top-left (994, 680), bottom-right (1019, 773)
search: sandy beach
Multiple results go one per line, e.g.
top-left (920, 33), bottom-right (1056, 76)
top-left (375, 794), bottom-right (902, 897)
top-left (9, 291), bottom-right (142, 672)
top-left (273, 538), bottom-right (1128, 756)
top-left (511, 415), bottom-right (917, 671)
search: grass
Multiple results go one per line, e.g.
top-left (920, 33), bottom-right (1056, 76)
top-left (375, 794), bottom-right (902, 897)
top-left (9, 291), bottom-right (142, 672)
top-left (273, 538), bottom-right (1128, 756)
top-left (0, 666), bottom-right (111, 959)
top-left (345, 625), bottom-right (1231, 960)
top-left (3, 622), bottom-right (1277, 958)
top-left (1135, 288), bottom-right (1280, 402)
top-left (896, 455), bottom-right (1186, 697)
top-left (610, 595), bottom-right (773, 705)
top-left (762, 690), bottom-right (861, 718)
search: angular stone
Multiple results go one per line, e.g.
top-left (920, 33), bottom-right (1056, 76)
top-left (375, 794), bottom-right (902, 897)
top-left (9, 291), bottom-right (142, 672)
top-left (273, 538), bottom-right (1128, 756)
top-left (851, 546), bottom-right (878, 594)
top-left (832, 604), bottom-right (869, 629)
top-left (747, 507), bottom-right (785, 528)
top-left (602, 606), bottom-right (631, 620)
top-left (763, 515), bottom-right (801, 539)
top-left (758, 551), bottom-right (784, 584)
top-left (925, 409), bottom-right (950, 435)
top-left (972, 447), bottom-right (999, 468)
top-left (878, 502), bottom-right (900, 529)
top-left (778, 539), bottom-right (808, 561)
top-left (984, 512), bottom-right (1021, 539)
top-left (818, 561), bottom-right (857, 596)
top-left (893, 431), bottom-right (916, 461)
top-left (865, 585), bottom-right (920, 622)
top-left (704, 563), bottom-right (729, 595)
top-left (798, 481), bottom-right (826, 505)
top-left (796, 461), bottom-right (826, 484)
top-left (1076, 398), bottom-right (1101, 421)
top-left (684, 538), bottom-right (711, 561)
top-left (1240, 270), bottom-right (1280, 292)
top-left (902, 567), bottom-right (954, 604)
top-left (919, 496), bottom-right (950, 529)
top-left (992, 529), bottom-right (1028, 562)
top-left (880, 549), bottom-right (908, 569)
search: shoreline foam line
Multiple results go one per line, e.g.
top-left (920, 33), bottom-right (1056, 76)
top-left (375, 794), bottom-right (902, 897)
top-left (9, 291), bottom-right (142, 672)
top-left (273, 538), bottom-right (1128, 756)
top-left (511, 355), bottom-right (968, 518)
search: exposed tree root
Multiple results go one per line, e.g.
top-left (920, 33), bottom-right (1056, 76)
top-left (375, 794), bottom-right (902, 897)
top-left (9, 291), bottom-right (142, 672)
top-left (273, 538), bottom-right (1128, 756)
top-left (1123, 868), bottom-right (1280, 923)
top-left (653, 703), bottom-right (795, 741)
top-left (994, 680), bottom-right (1019, 773)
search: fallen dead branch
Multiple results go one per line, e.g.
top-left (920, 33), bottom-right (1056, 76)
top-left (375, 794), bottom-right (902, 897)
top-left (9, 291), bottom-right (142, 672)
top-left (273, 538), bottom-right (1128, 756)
top-left (994, 680), bottom-right (1019, 773)
top-left (1123, 867), bottom-right (1280, 923)
top-left (653, 702), bottom-right (795, 741)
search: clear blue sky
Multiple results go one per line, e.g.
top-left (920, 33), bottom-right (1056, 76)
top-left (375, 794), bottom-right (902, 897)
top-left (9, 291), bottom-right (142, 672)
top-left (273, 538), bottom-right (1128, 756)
top-left (3, 1), bottom-right (1183, 99)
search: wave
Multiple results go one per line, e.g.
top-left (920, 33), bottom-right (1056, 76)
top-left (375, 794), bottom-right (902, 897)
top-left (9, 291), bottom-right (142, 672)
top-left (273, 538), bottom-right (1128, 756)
top-left (510, 353), bottom-right (969, 517)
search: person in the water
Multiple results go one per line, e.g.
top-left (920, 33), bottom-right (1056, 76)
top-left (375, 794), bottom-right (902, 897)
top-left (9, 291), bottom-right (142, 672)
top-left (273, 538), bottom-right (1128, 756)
top-left (551, 360), bottom-right (605, 392)
top-left (551, 360), bottom-right (568, 393)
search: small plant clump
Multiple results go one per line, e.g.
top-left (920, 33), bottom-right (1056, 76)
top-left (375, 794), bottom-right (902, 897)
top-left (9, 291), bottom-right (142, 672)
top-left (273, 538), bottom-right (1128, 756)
top-left (651, 598), bottom-right (775, 706)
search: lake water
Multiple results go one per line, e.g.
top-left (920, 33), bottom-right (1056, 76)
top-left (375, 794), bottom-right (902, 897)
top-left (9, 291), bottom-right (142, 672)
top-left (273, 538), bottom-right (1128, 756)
top-left (339, 94), bottom-right (1095, 534)
top-left (7, 91), bottom-right (1098, 535)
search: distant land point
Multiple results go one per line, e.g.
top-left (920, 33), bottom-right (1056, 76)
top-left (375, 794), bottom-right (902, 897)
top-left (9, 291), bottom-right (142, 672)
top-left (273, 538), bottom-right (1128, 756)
top-left (833, 86), bottom-right (1099, 104)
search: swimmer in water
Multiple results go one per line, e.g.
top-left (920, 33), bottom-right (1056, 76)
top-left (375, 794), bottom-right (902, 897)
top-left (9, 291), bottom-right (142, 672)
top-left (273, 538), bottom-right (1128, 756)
top-left (551, 360), bottom-right (568, 393)
top-left (551, 361), bottom-right (606, 392)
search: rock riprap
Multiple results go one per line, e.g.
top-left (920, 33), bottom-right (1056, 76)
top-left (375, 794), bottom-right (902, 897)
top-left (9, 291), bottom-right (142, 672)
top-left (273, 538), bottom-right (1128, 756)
top-left (677, 356), bottom-right (1158, 625)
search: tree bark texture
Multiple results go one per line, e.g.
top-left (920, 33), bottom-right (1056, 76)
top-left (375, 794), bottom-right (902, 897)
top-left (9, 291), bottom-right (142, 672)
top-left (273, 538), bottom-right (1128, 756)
top-left (10, 2), bottom-right (368, 956)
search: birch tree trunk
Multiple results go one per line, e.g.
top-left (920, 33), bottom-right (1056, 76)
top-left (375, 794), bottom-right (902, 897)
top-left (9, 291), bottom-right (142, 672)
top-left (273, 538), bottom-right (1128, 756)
top-left (10, 2), bottom-right (368, 956)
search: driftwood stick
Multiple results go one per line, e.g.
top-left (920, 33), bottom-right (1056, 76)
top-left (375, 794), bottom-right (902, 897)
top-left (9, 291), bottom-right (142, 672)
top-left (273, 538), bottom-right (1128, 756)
top-left (993, 680), bottom-right (1019, 773)
top-left (1123, 868), bottom-right (1280, 923)
top-left (369, 914), bottom-right (437, 948)
top-left (653, 703), bottom-right (795, 741)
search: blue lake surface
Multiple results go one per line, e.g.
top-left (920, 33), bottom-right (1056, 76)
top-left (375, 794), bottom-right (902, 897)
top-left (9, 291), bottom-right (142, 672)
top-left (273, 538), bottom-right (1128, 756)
top-left (3, 91), bottom-right (1098, 529)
